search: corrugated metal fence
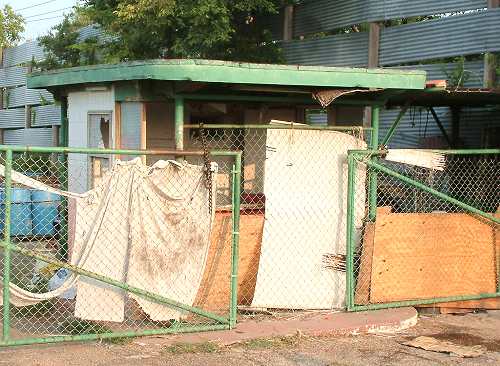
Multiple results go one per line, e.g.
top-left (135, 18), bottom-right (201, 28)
top-left (277, 1), bottom-right (499, 149)
top-left (0, 27), bottom-right (104, 146)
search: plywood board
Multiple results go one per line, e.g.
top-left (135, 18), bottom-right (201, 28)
top-left (354, 223), bottom-right (375, 305)
top-left (194, 211), bottom-right (264, 312)
top-left (419, 210), bottom-right (500, 310)
top-left (370, 213), bottom-right (497, 303)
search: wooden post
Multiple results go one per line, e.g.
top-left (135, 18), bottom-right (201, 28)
top-left (283, 5), bottom-right (294, 41)
top-left (484, 0), bottom-right (499, 88)
top-left (451, 107), bottom-right (460, 148)
top-left (368, 23), bottom-right (381, 69)
top-left (140, 102), bottom-right (147, 162)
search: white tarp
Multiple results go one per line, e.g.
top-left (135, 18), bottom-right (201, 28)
top-left (0, 158), bottom-right (215, 322)
top-left (251, 128), bottom-right (366, 309)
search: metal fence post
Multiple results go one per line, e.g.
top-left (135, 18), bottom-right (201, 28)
top-left (229, 153), bottom-right (242, 328)
top-left (368, 105), bottom-right (379, 221)
top-left (174, 97), bottom-right (184, 151)
top-left (345, 152), bottom-right (357, 311)
top-left (2, 149), bottom-right (13, 341)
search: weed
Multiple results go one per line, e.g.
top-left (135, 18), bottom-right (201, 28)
top-left (163, 341), bottom-right (220, 354)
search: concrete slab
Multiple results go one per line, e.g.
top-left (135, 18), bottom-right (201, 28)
top-left (151, 307), bottom-right (418, 346)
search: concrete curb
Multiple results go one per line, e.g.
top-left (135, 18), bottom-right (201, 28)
top-left (149, 307), bottom-right (418, 346)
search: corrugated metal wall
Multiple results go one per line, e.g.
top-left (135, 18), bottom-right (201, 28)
top-left (278, 3), bottom-right (499, 149)
top-left (379, 9), bottom-right (500, 65)
top-left (293, 0), bottom-right (487, 36)
top-left (120, 102), bottom-right (142, 150)
top-left (0, 25), bottom-right (111, 146)
top-left (380, 61), bottom-right (496, 149)
top-left (3, 128), bottom-right (54, 146)
top-left (284, 32), bottom-right (369, 67)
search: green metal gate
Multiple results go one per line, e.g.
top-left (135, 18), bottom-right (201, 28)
top-left (0, 145), bottom-right (241, 346)
top-left (346, 149), bottom-right (500, 311)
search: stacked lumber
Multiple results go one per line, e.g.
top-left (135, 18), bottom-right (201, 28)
top-left (355, 208), bottom-right (499, 310)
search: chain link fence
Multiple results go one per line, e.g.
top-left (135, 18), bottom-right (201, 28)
top-left (187, 125), bottom-right (368, 313)
top-left (347, 150), bottom-right (500, 311)
top-left (0, 146), bottom-right (241, 346)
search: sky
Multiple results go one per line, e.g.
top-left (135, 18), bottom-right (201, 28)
top-left (1, 0), bottom-right (80, 41)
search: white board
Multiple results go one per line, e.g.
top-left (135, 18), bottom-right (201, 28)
top-left (251, 129), bottom-right (366, 309)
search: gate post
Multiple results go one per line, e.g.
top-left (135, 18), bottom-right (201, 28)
top-left (2, 149), bottom-right (13, 341)
top-left (368, 105), bottom-right (379, 221)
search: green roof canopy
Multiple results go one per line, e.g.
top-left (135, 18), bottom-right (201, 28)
top-left (27, 59), bottom-right (426, 91)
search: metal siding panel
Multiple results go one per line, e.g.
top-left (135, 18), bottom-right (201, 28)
top-left (2, 40), bottom-right (45, 67)
top-left (379, 9), bottom-right (500, 65)
top-left (3, 128), bottom-right (54, 146)
top-left (459, 108), bottom-right (500, 147)
top-left (7, 86), bottom-right (54, 108)
top-left (120, 102), bottom-right (142, 150)
top-left (0, 108), bottom-right (25, 128)
top-left (283, 32), bottom-right (369, 67)
top-left (380, 107), bottom-right (452, 148)
top-left (293, 0), bottom-right (487, 36)
top-left (32, 104), bottom-right (61, 127)
top-left (388, 61), bottom-right (484, 88)
top-left (0, 66), bottom-right (27, 88)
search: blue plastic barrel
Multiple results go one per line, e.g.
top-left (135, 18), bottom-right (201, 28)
top-left (32, 190), bottom-right (60, 236)
top-left (0, 188), bottom-right (33, 236)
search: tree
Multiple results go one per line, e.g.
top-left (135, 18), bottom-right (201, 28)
top-left (41, 0), bottom-right (285, 68)
top-left (0, 5), bottom-right (24, 48)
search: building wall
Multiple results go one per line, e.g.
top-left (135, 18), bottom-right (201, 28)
top-left (67, 88), bottom-right (115, 192)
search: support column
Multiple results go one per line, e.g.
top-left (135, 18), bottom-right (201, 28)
top-left (2, 149), bottom-right (12, 342)
top-left (368, 105), bottom-right (380, 221)
top-left (484, 0), bottom-right (499, 88)
top-left (364, 23), bottom-right (382, 129)
top-left (451, 107), bottom-right (460, 148)
top-left (283, 5), bottom-right (294, 41)
top-left (174, 97), bottom-right (184, 151)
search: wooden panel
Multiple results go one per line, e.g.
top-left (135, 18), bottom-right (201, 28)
top-left (355, 207), bottom-right (392, 305)
top-left (194, 211), bottom-right (264, 312)
top-left (355, 223), bottom-right (375, 305)
top-left (370, 213), bottom-right (497, 303)
top-left (420, 210), bottom-right (500, 309)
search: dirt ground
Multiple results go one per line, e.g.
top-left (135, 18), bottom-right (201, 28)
top-left (1, 310), bottom-right (500, 366)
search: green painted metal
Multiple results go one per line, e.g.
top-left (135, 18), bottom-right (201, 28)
top-left (2, 149), bottom-right (12, 342)
top-left (0, 145), bottom-right (242, 346)
top-left (0, 240), bottom-right (229, 325)
top-left (179, 93), bottom-right (386, 106)
top-left (349, 148), bottom-right (500, 156)
top-left (368, 106), bottom-right (380, 221)
top-left (229, 154), bottom-right (242, 328)
top-left (429, 107), bottom-right (452, 146)
top-left (346, 149), bottom-right (500, 312)
top-left (184, 124), bottom-right (371, 132)
top-left (175, 96), bottom-right (184, 151)
top-left (380, 105), bottom-right (409, 146)
top-left (58, 98), bottom-right (69, 261)
top-left (0, 144), bottom-right (236, 157)
top-left (0, 324), bottom-right (230, 347)
top-left (27, 59), bottom-right (426, 91)
top-left (358, 155), bottom-right (500, 224)
top-left (345, 153), bottom-right (356, 311)
top-left (351, 292), bottom-right (500, 312)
